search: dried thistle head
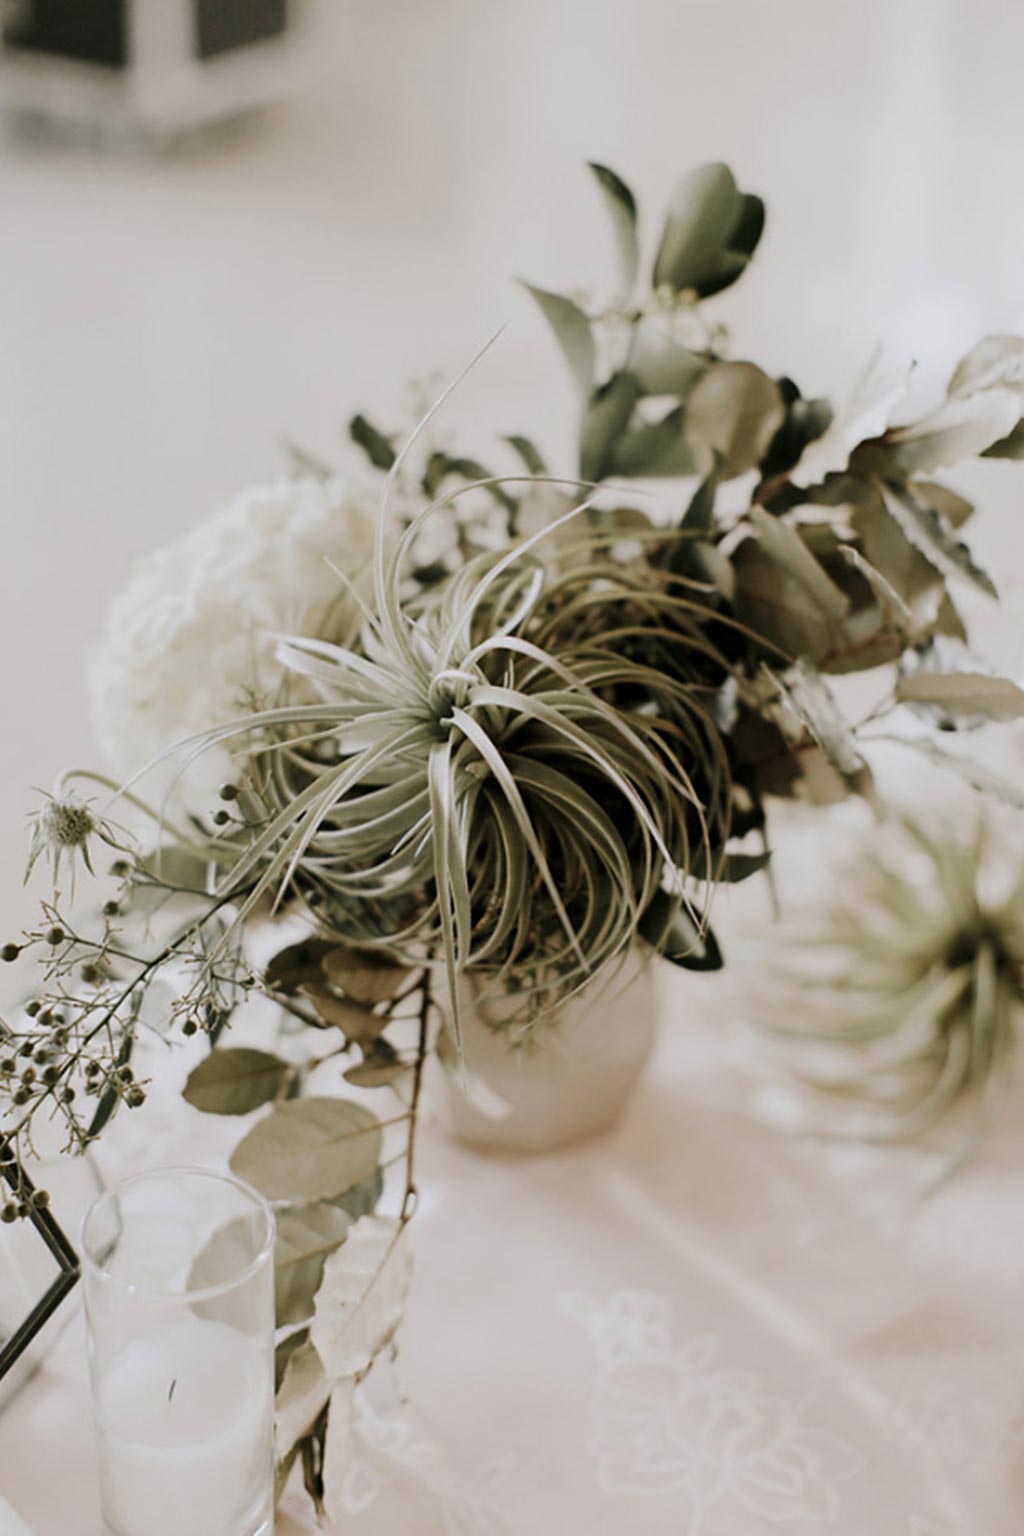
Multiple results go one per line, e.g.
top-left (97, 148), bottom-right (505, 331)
top-left (25, 789), bottom-right (129, 889)
top-left (755, 813), bottom-right (1024, 1162)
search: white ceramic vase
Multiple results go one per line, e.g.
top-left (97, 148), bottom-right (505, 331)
top-left (434, 959), bottom-right (658, 1156)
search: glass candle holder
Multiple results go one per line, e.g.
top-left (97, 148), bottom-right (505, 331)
top-left (82, 1168), bottom-right (275, 1536)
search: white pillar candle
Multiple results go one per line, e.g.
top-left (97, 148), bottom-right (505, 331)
top-left (95, 1317), bottom-right (273, 1536)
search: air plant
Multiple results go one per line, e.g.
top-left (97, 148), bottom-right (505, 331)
top-left (754, 815), bottom-right (1024, 1167)
top-left (183, 468), bottom-right (738, 1039)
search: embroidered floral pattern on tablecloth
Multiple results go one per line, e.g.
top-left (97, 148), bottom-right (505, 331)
top-left (330, 1391), bottom-right (515, 1536)
top-left (560, 1290), bottom-right (863, 1536)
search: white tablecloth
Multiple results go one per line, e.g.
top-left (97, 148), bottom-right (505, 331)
top-left (2, 938), bottom-right (1022, 1536)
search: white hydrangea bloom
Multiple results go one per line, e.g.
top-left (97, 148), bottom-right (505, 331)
top-left (88, 476), bottom-right (379, 799)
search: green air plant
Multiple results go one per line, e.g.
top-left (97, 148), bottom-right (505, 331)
top-left (754, 816), bottom-right (1024, 1166)
top-left (181, 472), bottom-right (738, 1041)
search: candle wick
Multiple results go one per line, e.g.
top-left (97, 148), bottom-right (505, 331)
top-left (167, 1378), bottom-right (177, 1404)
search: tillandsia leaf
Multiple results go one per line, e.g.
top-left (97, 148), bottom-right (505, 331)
top-left (588, 161), bottom-right (640, 300)
top-left (520, 282), bottom-right (595, 399)
top-left (753, 816), bottom-right (1022, 1171)
top-left (652, 162), bottom-right (764, 297)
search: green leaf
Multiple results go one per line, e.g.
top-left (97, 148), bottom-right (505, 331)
top-left (348, 414), bottom-right (396, 472)
top-left (638, 890), bottom-right (723, 970)
top-left (310, 1215), bottom-right (411, 1380)
top-left (629, 320), bottom-right (708, 397)
top-left (321, 949), bottom-right (411, 1006)
top-left (579, 371), bottom-right (641, 480)
top-left (652, 163), bottom-right (764, 297)
top-left (275, 1203), bottom-right (352, 1327)
top-left (684, 362), bottom-right (784, 479)
top-left (87, 1026), bottom-right (133, 1141)
top-left (276, 1339), bottom-right (331, 1460)
top-left (301, 984), bottom-right (386, 1044)
top-left (521, 282), bottom-right (595, 398)
top-left (230, 1097), bottom-right (382, 1203)
top-left (332, 1167), bottom-right (384, 1221)
top-left (183, 1048), bottom-right (291, 1116)
top-left (421, 452), bottom-right (516, 514)
top-left (679, 466), bottom-right (719, 535)
top-left (855, 389), bottom-right (1021, 477)
top-left (896, 671), bottom-right (1024, 721)
top-left (748, 507), bottom-right (851, 622)
top-left (879, 485), bottom-right (997, 599)
top-left (771, 661), bottom-right (867, 781)
top-left (608, 405), bottom-right (699, 477)
top-left (504, 434), bottom-right (548, 475)
top-left (265, 938), bottom-right (335, 994)
top-left (343, 1054), bottom-right (409, 1088)
top-left (982, 419), bottom-right (1024, 460)
top-left (948, 334), bottom-right (1024, 398)
top-left (588, 161), bottom-right (639, 298)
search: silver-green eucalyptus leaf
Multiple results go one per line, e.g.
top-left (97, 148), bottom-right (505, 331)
top-left (521, 282), bottom-right (595, 398)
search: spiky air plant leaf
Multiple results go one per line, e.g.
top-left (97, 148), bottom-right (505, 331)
top-left (174, 478), bottom-right (734, 1041)
top-left (753, 815), bottom-right (1024, 1172)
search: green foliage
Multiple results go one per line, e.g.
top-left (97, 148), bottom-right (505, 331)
top-left (229, 1098), bottom-right (382, 1202)
top-left (183, 1047), bottom-right (291, 1115)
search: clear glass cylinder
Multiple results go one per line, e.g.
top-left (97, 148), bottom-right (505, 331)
top-left (82, 1167), bottom-right (276, 1536)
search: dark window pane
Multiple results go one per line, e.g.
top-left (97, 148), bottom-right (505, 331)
top-left (2, 0), bottom-right (128, 69)
top-left (194, 0), bottom-right (287, 61)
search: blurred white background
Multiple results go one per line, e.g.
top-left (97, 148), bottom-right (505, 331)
top-left (2, 0), bottom-right (1024, 965)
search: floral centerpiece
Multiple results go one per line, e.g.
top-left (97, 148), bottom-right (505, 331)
top-left (4, 160), bottom-right (1024, 1514)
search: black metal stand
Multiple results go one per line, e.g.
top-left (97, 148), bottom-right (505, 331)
top-left (0, 1136), bottom-right (80, 1383)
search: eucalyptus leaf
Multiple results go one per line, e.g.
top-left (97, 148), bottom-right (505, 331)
top-left (265, 938), bottom-right (335, 994)
top-left (896, 671), bottom-right (1024, 721)
top-left (230, 1097), bottom-right (382, 1202)
top-left (684, 362), bottom-right (784, 479)
top-left (301, 984), bottom-right (387, 1043)
top-left (310, 1215), bottom-right (411, 1380)
top-left (521, 282), bottom-right (595, 398)
top-left (275, 1203), bottom-right (352, 1327)
top-left (321, 949), bottom-right (411, 1006)
top-left (579, 371), bottom-right (641, 480)
top-left (322, 1378), bottom-right (357, 1527)
top-left (332, 1167), bottom-right (384, 1221)
top-left (343, 1055), bottom-right (410, 1088)
top-left (588, 162), bottom-right (639, 298)
top-left (183, 1048), bottom-right (291, 1116)
top-left (276, 1339), bottom-right (331, 1459)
